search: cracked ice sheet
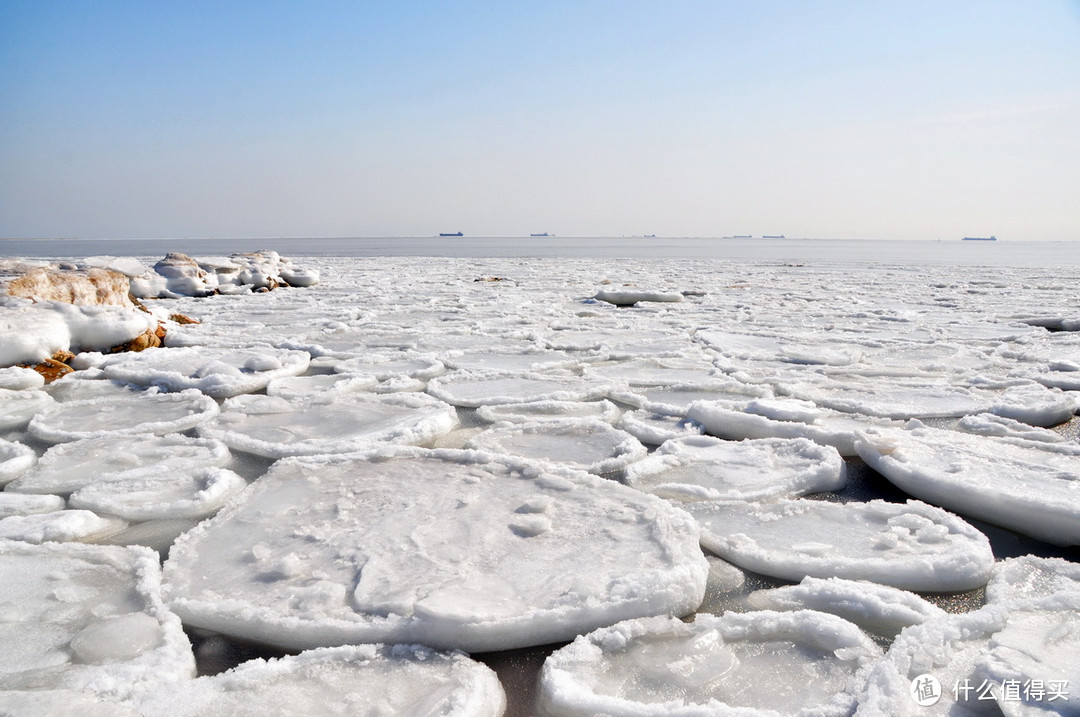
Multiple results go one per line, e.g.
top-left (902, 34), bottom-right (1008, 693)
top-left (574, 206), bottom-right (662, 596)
top-left (688, 498), bottom-right (994, 592)
top-left (198, 392), bottom-right (459, 458)
top-left (538, 611), bottom-right (881, 717)
top-left (623, 435), bottom-right (845, 503)
top-left (133, 645), bottom-right (506, 717)
top-left (162, 447), bottom-right (708, 653)
top-left (0, 540), bottom-right (194, 699)
top-left (78, 346), bottom-right (310, 399)
top-left (855, 422), bottom-right (1080, 545)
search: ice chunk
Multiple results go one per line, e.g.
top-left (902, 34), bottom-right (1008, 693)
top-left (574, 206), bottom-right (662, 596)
top-left (133, 644), bottom-right (505, 717)
top-left (198, 392), bottom-right (459, 458)
top-left (593, 289), bottom-right (683, 306)
top-left (26, 389), bottom-right (219, 444)
top-left (956, 412), bottom-right (1068, 443)
top-left (466, 419), bottom-right (647, 475)
top-left (84, 347), bottom-right (310, 398)
top-left (614, 410), bottom-right (704, 446)
top-left (986, 555), bottom-right (1080, 604)
top-left (608, 378), bottom-right (772, 417)
top-left (69, 467), bottom-right (248, 523)
top-left (623, 435), bottom-right (846, 502)
top-left (0, 493), bottom-right (65, 520)
top-left (989, 381), bottom-right (1077, 427)
top-left (538, 611), bottom-right (881, 716)
top-left (334, 353), bottom-right (447, 380)
top-left (475, 399), bottom-right (622, 425)
top-left (443, 350), bottom-right (581, 374)
top-left (0, 388), bottom-right (56, 431)
top-left (264, 372), bottom-right (378, 401)
top-left (427, 372), bottom-right (610, 408)
top-left (584, 358), bottom-right (721, 388)
top-left (747, 577), bottom-right (946, 637)
top-left (780, 376), bottom-right (993, 419)
top-left (855, 422), bottom-right (1080, 545)
top-left (0, 366), bottom-right (45, 391)
top-left (689, 498), bottom-right (994, 592)
top-left (0, 540), bottom-right (194, 698)
top-left (0, 439), bottom-right (36, 487)
top-left (163, 447), bottom-right (707, 652)
top-left (7, 434), bottom-right (231, 496)
top-left (0, 510), bottom-right (127, 544)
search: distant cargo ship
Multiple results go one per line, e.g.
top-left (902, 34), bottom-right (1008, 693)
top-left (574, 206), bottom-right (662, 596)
top-left (962, 236), bottom-right (997, 241)
top-left (763, 235), bottom-right (786, 239)
top-left (439, 232), bottom-right (464, 237)
top-left (530, 233), bottom-right (550, 237)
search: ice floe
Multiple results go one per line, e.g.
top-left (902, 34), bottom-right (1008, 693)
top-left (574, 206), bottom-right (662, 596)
top-left (593, 289), bottom-right (683, 306)
top-left (855, 422), bottom-right (1080, 545)
top-left (0, 367), bottom-right (45, 391)
top-left (264, 372), bottom-right (379, 401)
top-left (0, 510), bottom-right (128, 544)
top-left (0, 388), bottom-right (56, 431)
top-left (623, 435), bottom-right (845, 502)
top-left (26, 389), bottom-right (219, 444)
top-left (614, 410), bottom-right (704, 446)
top-left (985, 555), bottom-right (1080, 604)
top-left (133, 644), bottom-right (506, 717)
top-left (68, 467), bottom-right (247, 523)
top-left (538, 611), bottom-right (881, 717)
top-left (465, 419), bottom-right (647, 475)
top-left (0, 541), bottom-right (194, 698)
top-left (427, 372), bottom-right (610, 408)
top-left (475, 399), bottom-right (622, 425)
top-left (198, 392), bottom-right (459, 458)
top-left (0, 439), bottom-right (36, 487)
top-left (163, 447), bottom-right (708, 653)
top-left (689, 498), bottom-right (994, 591)
top-left (0, 493), bottom-right (65, 520)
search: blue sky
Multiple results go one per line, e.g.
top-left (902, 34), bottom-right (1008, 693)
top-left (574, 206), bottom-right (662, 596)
top-left (1, 1), bottom-right (1078, 240)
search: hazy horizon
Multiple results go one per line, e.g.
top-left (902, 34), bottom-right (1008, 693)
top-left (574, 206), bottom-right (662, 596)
top-left (2, 1), bottom-right (1079, 242)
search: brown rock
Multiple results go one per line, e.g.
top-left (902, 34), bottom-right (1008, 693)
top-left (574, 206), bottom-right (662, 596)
top-left (6, 268), bottom-right (135, 308)
top-left (108, 323), bottom-right (166, 353)
top-left (169, 313), bottom-right (200, 325)
top-left (18, 355), bottom-right (74, 384)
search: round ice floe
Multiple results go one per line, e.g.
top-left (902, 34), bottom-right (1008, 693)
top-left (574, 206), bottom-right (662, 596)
top-left (69, 468), bottom-right (247, 523)
top-left (989, 381), bottom-right (1077, 427)
top-left (334, 354), bottom-right (447, 381)
top-left (427, 372), bottom-right (610, 408)
top-left (538, 611), bottom-right (881, 717)
top-left (0, 510), bottom-right (127, 544)
top-left (986, 555), bottom-right (1080, 604)
top-left (780, 377), bottom-right (994, 419)
top-left (264, 372), bottom-right (378, 401)
top-left (687, 398), bottom-right (900, 456)
top-left (614, 410), bottom-right (704, 446)
top-left (25, 389), bottom-right (219, 444)
top-left (133, 644), bottom-right (505, 717)
top-left (199, 392), bottom-right (459, 458)
top-left (475, 399), bottom-right (622, 425)
top-left (593, 289), bottom-right (683, 306)
top-left (855, 422), bottom-right (1080, 546)
top-left (6, 434), bottom-right (231, 497)
top-left (0, 439), bottom-right (36, 487)
top-left (857, 593), bottom-right (1080, 717)
top-left (585, 359), bottom-right (721, 388)
top-left (88, 346), bottom-right (310, 398)
top-left (0, 366), bottom-right (45, 391)
top-left (688, 498), bottom-right (994, 592)
top-left (0, 388), bottom-right (55, 431)
top-left (0, 493), bottom-right (64, 520)
top-left (442, 350), bottom-right (581, 374)
top-left (466, 419), bottom-right (647, 475)
top-left (623, 436), bottom-right (845, 502)
top-left (609, 378), bottom-right (772, 416)
top-left (162, 448), bottom-right (708, 652)
top-left (747, 577), bottom-right (946, 637)
top-left (0, 540), bottom-right (193, 697)
top-left (956, 412), bottom-right (1068, 443)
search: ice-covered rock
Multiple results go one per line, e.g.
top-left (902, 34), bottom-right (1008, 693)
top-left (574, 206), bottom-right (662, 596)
top-left (26, 389), bottom-right (219, 444)
top-left (747, 577), bottom-right (946, 637)
top-left (538, 611), bottom-right (881, 717)
top-left (6, 434), bottom-right (231, 497)
top-left (133, 644), bottom-right (505, 716)
top-left (0, 510), bottom-right (128, 544)
top-left (163, 447), bottom-right (708, 653)
top-left (82, 347), bottom-right (310, 399)
top-left (689, 498), bottom-right (994, 592)
top-left (0, 541), bottom-right (194, 698)
top-left (68, 467), bottom-right (247, 523)
top-left (855, 422), bottom-right (1080, 545)
top-left (5, 267), bottom-right (136, 308)
top-left (427, 372), bottom-right (610, 408)
top-left (465, 419), bottom-right (647, 475)
top-left (475, 399), bottom-right (622, 425)
top-left (623, 435), bottom-right (846, 502)
top-left (198, 392), bottom-right (459, 458)
top-left (0, 439), bottom-right (36, 487)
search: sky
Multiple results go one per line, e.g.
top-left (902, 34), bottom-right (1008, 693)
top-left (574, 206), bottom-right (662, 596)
top-left (1, 1), bottom-right (1078, 241)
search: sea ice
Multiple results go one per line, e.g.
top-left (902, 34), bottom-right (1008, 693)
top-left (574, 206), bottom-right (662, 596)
top-left (747, 577), bottom-right (946, 637)
top-left (80, 346), bottom-right (311, 398)
top-left (0, 493), bottom-right (65, 520)
top-left (198, 392), bottom-right (459, 458)
top-left (608, 378), bottom-right (771, 417)
top-left (855, 422), bottom-right (1080, 545)
top-left (538, 611), bottom-right (881, 717)
top-left (334, 354), bottom-right (447, 381)
top-left (163, 447), bottom-right (708, 653)
top-left (0, 510), bottom-right (128, 544)
top-left (6, 434), bottom-right (231, 496)
top-left (465, 419), bottom-right (647, 475)
top-left (133, 644), bottom-right (506, 717)
top-left (989, 381), bottom-right (1077, 427)
top-left (0, 688), bottom-right (139, 716)
top-left (584, 358), bottom-right (722, 388)
top-left (0, 388), bottom-right (56, 432)
top-left (475, 399), bottom-right (622, 425)
top-left (614, 410), bottom-right (704, 446)
top-left (985, 555), bottom-right (1080, 604)
top-left (26, 389), bottom-right (219, 444)
top-left (0, 367), bottom-right (44, 391)
top-left (622, 435), bottom-right (845, 502)
top-left (0, 439), bottom-right (36, 487)
top-left (68, 467), bottom-right (247, 523)
top-left (955, 413), bottom-right (1068, 443)
top-left (688, 498), bottom-right (994, 591)
top-left (427, 372), bottom-right (610, 408)
top-left (778, 376), bottom-right (993, 419)
top-left (442, 350), bottom-right (582, 374)
top-left (0, 541), bottom-right (194, 698)
top-left (592, 289), bottom-right (683, 306)
top-left (264, 372), bottom-right (379, 401)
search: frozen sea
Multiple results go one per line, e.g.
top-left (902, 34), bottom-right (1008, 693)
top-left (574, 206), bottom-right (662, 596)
top-left (2, 237), bottom-right (1080, 716)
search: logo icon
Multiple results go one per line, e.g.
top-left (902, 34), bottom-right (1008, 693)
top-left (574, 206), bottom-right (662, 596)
top-left (911, 674), bottom-right (942, 706)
